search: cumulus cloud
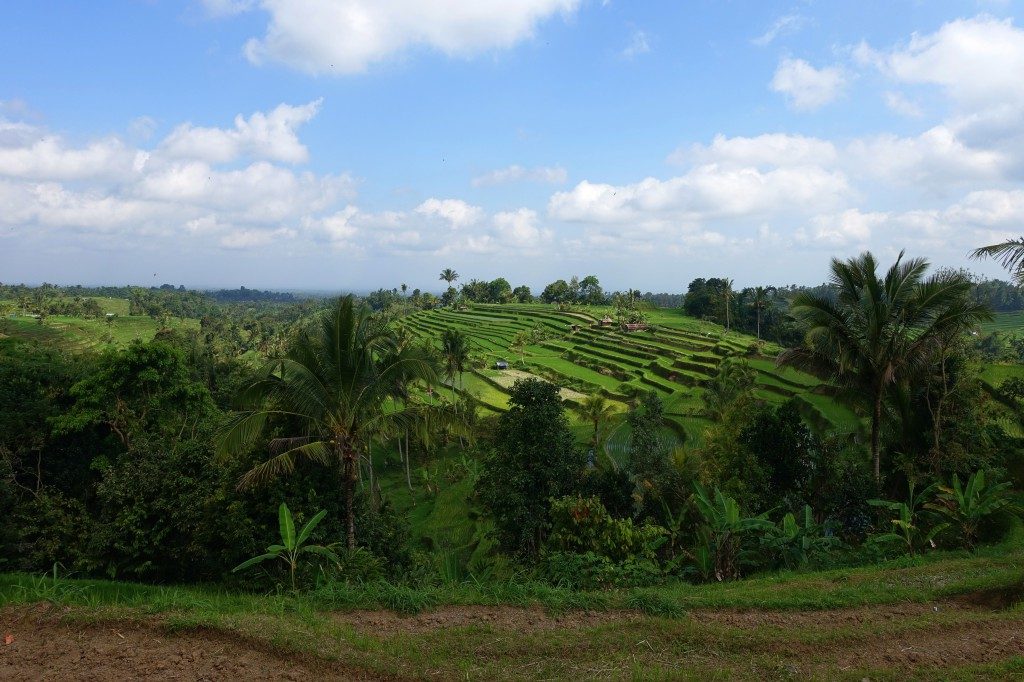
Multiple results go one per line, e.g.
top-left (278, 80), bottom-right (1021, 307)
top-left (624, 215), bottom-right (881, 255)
top-left (414, 198), bottom-right (484, 229)
top-left (0, 103), bottom-right (358, 253)
top-left (160, 100), bottom-right (321, 164)
top-left (549, 165), bottom-right (849, 229)
top-left (669, 133), bottom-right (837, 168)
top-left (855, 16), bottom-right (1024, 110)
top-left (471, 164), bottom-right (567, 187)
top-left (216, 0), bottom-right (580, 74)
top-left (770, 57), bottom-right (847, 111)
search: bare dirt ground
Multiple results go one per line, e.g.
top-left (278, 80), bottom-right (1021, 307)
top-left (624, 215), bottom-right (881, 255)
top-left (333, 604), bottom-right (641, 634)
top-left (0, 605), bottom-right (367, 682)
top-left (3, 596), bottom-right (1023, 680)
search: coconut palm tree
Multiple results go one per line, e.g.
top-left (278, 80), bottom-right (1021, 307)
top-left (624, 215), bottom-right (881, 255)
top-left (971, 237), bottom-right (1024, 285)
top-left (749, 286), bottom-right (775, 341)
top-left (778, 252), bottom-right (990, 484)
top-left (574, 394), bottom-right (617, 455)
top-left (440, 328), bottom-right (470, 400)
top-left (439, 268), bottom-right (460, 286)
top-left (216, 295), bottom-right (442, 549)
top-left (721, 279), bottom-right (735, 332)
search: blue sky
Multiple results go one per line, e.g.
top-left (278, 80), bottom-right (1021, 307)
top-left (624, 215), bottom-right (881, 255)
top-left (2, 1), bottom-right (1023, 292)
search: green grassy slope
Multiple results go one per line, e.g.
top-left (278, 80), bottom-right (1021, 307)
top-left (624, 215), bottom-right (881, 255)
top-left (399, 303), bottom-right (863, 443)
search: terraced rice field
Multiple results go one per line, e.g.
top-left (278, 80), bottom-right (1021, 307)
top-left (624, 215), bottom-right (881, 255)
top-left (0, 311), bottom-right (198, 352)
top-left (981, 310), bottom-right (1024, 334)
top-left (399, 304), bottom-right (862, 445)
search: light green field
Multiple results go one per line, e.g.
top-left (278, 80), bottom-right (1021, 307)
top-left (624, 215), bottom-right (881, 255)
top-left (399, 303), bottom-right (863, 442)
top-left (0, 311), bottom-right (197, 352)
top-left (981, 310), bottom-right (1024, 334)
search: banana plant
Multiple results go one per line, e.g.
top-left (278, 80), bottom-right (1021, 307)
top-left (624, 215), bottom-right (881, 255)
top-left (868, 481), bottom-right (946, 557)
top-left (233, 503), bottom-right (341, 591)
top-left (690, 482), bottom-right (772, 581)
top-left (927, 470), bottom-right (1019, 549)
top-left (764, 505), bottom-right (839, 569)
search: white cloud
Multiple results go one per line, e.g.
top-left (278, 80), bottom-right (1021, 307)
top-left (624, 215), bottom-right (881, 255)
top-left (752, 14), bottom-right (807, 47)
top-left (549, 164), bottom-right (849, 228)
top-left (414, 198), bottom-right (484, 229)
top-left (670, 133), bottom-right (837, 168)
top-left (0, 103), bottom-right (360, 254)
top-left (855, 16), bottom-right (1024, 110)
top-left (159, 99), bottom-right (321, 164)
top-left (471, 164), bottom-right (567, 187)
top-left (845, 126), bottom-right (1006, 188)
top-left (493, 208), bottom-right (551, 249)
top-left (883, 91), bottom-right (923, 118)
top-left (0, 124), bottom-right (140, 181)
top-left (621, 29), bottom-right (650, 59)
top-left (220, 227), bottom-right (296, 249)
top-left (808, 209), bottom-right (886, 246)
top-left (229, 0), bottom-right (581, 74)
top-left (770, 57), bottom-right (847, 111)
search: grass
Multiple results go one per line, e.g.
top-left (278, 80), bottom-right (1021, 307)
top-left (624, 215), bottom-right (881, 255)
top-left (3, 534), bottom-right (1023, 680)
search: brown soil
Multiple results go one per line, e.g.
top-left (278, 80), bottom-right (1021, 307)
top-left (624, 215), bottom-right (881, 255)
top-left (0, 605), bottom-right (373, 681)
top-left (4, 596), bottom-right (1024, 679)
top-left (332, 605), bottom-right (639, 634)
top-left (820, 617), bottom-right (1024, 673)
top-left (691, 599), bottom-right (984, 629)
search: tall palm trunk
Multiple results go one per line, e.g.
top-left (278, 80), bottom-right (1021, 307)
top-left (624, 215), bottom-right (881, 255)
top-left (756, 307), bottom-right (761, 341)
top-left (342, 448), bottom-right (357, 549)
top-left (871, 389), bottom-right (883, 486)
top-left (404, 431), bottom-right (412, 491)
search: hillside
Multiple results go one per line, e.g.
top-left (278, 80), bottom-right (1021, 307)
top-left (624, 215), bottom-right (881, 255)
top-left (399, 303), bottom-right (862, 445)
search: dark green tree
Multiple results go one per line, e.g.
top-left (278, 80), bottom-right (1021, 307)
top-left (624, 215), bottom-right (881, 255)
top-left (477, 379), bottom-right (582, 555)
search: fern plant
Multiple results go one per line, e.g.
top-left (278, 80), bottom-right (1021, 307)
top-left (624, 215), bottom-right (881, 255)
top-left (233, 503), bottom-right (341, 590)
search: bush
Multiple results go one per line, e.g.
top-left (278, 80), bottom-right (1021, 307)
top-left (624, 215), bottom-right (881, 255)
top-left (547, 495), bottom-right (666, 562)
top-left (539, 551), bottom-right (663, 589)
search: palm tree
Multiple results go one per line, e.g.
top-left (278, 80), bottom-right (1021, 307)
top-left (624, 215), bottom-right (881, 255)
top-left (749, 286), bottom-right (775, 341)
top-left (971, 237), bottom-right (1024, 285)
top-left (401, 283), bottom-right (408, 297)
top-left (574, 394), bottom-right (616, 455)
top-left (778, 252), bottom-right (990, 484)
top-left (217, 295), bottom-right (442, 549)
top-left (511, 330), bottom-right (531, 366)
top-left (440, 328), bottom-right (470, 400)
top-left (721, 279), bottom-right (735, 332)
top-left (439, 268), bottom-right (460, 286)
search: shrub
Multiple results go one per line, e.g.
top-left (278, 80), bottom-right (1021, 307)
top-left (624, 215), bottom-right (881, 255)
top-left (547, 495), bottom-right (666, 562)
top-left (539, 551), bottom-right (663, 590)
top-left (927, 470), bottom-right (1020, 549)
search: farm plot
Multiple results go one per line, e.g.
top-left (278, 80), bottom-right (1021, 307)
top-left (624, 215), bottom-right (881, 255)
top-left (403, 304), bottom-right (862, 438)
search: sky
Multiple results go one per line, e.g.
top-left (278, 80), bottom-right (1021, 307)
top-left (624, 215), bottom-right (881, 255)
top-left (2, 0), bottom-right (1024, 292)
